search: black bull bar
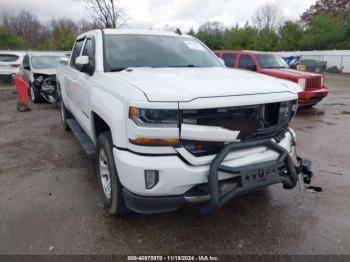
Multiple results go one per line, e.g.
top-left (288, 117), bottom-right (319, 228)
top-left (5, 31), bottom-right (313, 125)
top-left (200, 139), bottom-right (298, 215)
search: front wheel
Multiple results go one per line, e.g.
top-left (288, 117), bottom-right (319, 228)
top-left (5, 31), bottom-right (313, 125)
top-left (96, 131), bottom-right (127, 215)
top-left (29, 84), bottom-right (42, 103)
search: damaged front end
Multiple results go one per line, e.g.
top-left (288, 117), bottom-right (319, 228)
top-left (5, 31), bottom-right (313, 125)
top-left (176, 100), bottom-right (320, 215)
top-left (33, 74), bottom-right (59, 104)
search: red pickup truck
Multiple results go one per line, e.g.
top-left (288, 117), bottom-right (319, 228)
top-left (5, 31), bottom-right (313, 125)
top-left (214, 50), bottom-right (328, 107)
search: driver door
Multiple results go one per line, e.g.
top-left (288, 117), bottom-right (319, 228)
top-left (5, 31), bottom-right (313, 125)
top-left (74, 36), bottom-right (96, 134)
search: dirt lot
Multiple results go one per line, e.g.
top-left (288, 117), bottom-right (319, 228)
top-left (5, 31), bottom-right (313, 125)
top-left (0, 74), bottom-right (350, 255)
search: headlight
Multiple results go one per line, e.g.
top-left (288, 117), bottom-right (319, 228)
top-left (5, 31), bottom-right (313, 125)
top-left (321, 76), bottom-right (324, 87)
top-left (298, 78), bottom-right (306, 90)
top-left (279, 100), bottom-right (298, 123)
top-left (129, 107), bottom-right (178, 128)
top-left (35, 75), bottom-right (44, 82)
top-left (128, 107), bottom-right (179, 146)
top-left (290, 99), bottom-right (298, 121)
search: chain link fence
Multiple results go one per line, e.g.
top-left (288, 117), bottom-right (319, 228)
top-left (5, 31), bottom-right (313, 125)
top-left (301, 54), bottom-right (350, 73)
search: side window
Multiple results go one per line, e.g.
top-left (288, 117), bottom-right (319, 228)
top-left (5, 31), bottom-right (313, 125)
top-left (239, 55), bottom-right (255, 69)
top-left (70, 39), bottom-right (85, 69)
top-left (222, 54), bottom-right (237, 67)
top-left (82, 38), bottom-right (94, 58)
top-left (82, 37), bottom-right (95, 75)
top-left (22, 55), bottom-right (30, 70)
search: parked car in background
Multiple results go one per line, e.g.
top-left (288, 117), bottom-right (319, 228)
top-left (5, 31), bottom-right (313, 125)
top-left (57, 29), bottom-right (302, 215)
top-left (290, 59), bottom-right (327, 73)
top-left (20, 51), bottom-right (65, 104)
top-left (214, 50), bottom-right (328, 108)
top-left (0, 51), bottom-right (25, 83)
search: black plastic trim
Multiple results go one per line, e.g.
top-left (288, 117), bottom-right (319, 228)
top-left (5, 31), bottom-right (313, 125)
top-left (200, 139), bottom-right (298, 216)
top-left (123, 188), bottom-right (190, 214)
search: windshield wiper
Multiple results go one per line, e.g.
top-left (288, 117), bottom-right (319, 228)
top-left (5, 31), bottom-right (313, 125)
top-left (168, 64), bottom-right (202, 68)
top-left (110, 67), bottom-right (127, 72)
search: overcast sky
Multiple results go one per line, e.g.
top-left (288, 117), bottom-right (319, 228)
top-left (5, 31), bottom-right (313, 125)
top-left (0, 0), bottom-right (316, 30)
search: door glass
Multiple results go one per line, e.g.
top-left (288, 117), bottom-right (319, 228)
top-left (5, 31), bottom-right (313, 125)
top-left (22, 55), bottom-right (30, 70)
top-left (70, 39), bottom-right (85, 69)
top-left (239, 55), bottom-right (255, 69)
top-left (222, 54), bottom-right (236, 67)
top-left (82, 38), bottom-right (93, 58)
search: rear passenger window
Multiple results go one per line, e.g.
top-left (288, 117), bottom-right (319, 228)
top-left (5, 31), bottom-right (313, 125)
top-left (70, 39), bottom-right (85, 69)
top-left (222, 54), bottom-right (236, 67)
top-left (0, 54), bottom-right (19, 62)
top-left (239, 55), bottom-right (255, 69)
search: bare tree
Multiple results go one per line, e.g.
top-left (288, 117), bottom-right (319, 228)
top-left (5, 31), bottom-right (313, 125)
top-left (80, 0), bottom-right (127, 28)
top-left (2, 11), bottom-right (43, 48)
top-left (79, 19), bottom-right (101, 32)
top-left (253, 2), bottom-right (282, 31)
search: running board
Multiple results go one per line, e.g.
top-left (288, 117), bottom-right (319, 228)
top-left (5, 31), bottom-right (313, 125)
top-left (66, 118), bottom-right (96, 156)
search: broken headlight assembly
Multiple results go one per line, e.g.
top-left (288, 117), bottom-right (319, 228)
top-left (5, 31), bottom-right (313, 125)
top-left (129, 107), bottom-right (178, 128)
top-left (279, 100), bottom-right (298, 124)
top-left (34, 74), bottom-right (44, 83)
top-left (128, 107), bottom-right (179, 146)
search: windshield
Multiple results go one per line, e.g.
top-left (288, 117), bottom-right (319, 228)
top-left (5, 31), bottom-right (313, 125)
top-left (31, 56), bottom-right (60, 69)
top-left (256, 54), bottom-right (289, 69)
top-left (104, 35), bottom-right (223, 72)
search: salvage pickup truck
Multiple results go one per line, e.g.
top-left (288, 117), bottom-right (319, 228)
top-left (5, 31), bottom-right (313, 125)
top-left (214, 50), bottom-right (328, 108)
top-left (56, 29), bottom-right (303, 215)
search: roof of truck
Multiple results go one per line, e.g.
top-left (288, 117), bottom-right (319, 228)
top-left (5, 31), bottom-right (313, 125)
top-left (79, 29), bottom-right (191, 39)
top-left (102, 28), bottom-right (188, 37)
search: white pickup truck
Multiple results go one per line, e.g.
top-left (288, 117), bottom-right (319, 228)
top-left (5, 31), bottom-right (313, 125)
top-left (56, 29), bottom-right (303, 215)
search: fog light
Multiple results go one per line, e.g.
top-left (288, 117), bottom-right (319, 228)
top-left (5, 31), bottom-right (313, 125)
top-left (144, 170), bottom-right (159, 189)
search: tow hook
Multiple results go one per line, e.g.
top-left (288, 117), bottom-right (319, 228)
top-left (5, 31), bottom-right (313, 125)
top-left (296, 156), bottom-right (322, 193)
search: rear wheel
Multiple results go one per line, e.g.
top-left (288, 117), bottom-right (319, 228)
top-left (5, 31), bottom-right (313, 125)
top-left (59, 98), bottom-right (72, 131)
top-left (96, 131), bottom-right (127, 215)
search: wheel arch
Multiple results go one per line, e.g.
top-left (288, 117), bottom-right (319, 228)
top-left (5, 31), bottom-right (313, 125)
top-left (91, 111), bottom-right (112, 144)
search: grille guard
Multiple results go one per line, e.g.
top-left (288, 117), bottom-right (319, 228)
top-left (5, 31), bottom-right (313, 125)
top-left (200, 139), bottom-right (298, 216)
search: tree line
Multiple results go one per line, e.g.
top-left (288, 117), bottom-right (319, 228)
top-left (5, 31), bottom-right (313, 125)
top-left (191, 0), bottom-right (350, 51)
top-left (0, 0), bottom-right (349, 51)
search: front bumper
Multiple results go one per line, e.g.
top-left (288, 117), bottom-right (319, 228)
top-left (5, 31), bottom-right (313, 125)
top-left (114, 130), bottom-right (297, 214)
top-left (298, 86), bottom-right (328, 106)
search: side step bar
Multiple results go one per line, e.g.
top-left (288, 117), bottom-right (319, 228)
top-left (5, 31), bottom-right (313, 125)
top-left (66, 118), bottom-right (96, 156)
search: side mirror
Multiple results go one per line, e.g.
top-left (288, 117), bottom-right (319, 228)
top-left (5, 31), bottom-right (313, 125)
top-left (247, 64), bottom-right (257, 71)
top-left (75, 55), bottom-right (94, 75)
top-left (60, 57), bottom-right (69, 65)
top-left (75, 56), bottom-right (89, 67)
top-left (23, 65), bottom-right (30, 71)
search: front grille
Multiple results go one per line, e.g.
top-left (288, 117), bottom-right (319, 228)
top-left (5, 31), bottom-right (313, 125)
top-left (181, 103), bottom-right (287, 157)
top-left (306, 77), bottom-right (321, 90)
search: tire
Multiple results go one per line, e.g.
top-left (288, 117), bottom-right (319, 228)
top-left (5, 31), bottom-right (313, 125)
top-left (29, 84), bottom-right (42, 103)
top-left (96, 131), bottom-right (127, 215)
top-left (59, 97), bottom-right (72, 131)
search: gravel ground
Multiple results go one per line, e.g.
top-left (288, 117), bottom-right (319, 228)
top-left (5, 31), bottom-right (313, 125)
top-left (0, 74), bottom-right (350, 255)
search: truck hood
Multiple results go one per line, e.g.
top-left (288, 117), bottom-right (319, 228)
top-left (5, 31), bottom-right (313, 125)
top-left (260, 68), bottom-right (321, 79)
top-left (115, 67), bottom-right (301, 102)
top-left (32, 68), bottom-right (56, 75)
